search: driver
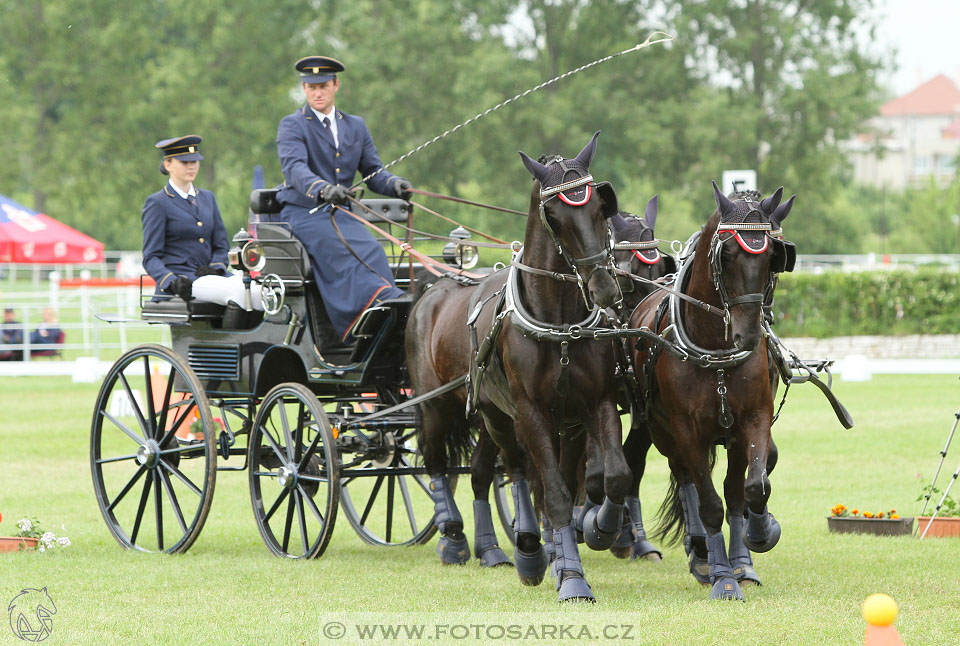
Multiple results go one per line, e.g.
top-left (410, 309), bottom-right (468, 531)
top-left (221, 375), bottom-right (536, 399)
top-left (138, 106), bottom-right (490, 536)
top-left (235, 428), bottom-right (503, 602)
top-left (142, 135), bottom-right (264, 324)
top-left (275, 55), bottom-right (413, 343)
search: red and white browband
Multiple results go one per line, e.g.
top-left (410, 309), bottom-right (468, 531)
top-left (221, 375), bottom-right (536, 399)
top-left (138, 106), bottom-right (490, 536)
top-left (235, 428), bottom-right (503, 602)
top-left (540, 174), bottom-right (594, 205)
top-left (717, 222), bottom-right (773, 254)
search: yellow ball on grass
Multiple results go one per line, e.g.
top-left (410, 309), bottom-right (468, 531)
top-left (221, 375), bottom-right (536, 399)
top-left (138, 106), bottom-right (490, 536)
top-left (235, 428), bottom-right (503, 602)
top-left (862, 593), bottom-right (898, 626)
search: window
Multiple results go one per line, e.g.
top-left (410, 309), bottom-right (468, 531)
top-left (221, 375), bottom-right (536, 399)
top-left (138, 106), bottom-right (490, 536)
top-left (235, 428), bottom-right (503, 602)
top-left (938, 155), bottom-right (956, 173)
top-left (913, 156), bottom-right (928, 173)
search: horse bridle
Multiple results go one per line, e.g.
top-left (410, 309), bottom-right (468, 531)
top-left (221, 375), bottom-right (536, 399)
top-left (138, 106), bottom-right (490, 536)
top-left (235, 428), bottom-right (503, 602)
top-left (534, 157), bottom-right (618, 309)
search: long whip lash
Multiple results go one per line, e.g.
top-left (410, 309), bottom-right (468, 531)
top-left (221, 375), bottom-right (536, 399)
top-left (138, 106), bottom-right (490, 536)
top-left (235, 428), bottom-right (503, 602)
top-left (352, 31), bottom-right (674, 189)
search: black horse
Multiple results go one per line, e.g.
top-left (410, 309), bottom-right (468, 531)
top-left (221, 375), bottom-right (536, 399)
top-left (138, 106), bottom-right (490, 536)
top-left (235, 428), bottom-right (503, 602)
top-left (407, 132), bottom-right (629, 602)
top-left (628, 182), bottom-right (795, 601)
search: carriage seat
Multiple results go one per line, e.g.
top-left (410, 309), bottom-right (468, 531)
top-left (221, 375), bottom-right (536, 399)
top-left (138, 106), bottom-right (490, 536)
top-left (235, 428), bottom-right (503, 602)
top-left (255, 223), bottom-right (312, 283)
top-left (141, 297), bottom-right (225, 323)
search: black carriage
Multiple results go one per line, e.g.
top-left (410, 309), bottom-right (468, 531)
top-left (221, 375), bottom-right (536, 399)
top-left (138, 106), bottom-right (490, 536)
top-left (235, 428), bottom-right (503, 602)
top-left (90, 191), bottom-right (506, 558)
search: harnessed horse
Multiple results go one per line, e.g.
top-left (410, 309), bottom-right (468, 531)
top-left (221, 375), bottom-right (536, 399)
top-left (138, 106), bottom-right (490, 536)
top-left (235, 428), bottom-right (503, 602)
top-left (628, 182), bottom-right (796, 601)
top-left (407, 132), bottom-right (628, 602)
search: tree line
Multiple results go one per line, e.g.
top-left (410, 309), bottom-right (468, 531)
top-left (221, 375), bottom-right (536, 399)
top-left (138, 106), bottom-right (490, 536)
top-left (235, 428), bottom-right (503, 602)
top-left (2, 0), bottom-right (954, 254)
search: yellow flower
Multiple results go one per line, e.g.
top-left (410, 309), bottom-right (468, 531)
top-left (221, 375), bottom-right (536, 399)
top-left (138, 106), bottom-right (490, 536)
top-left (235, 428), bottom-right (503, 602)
top-left (891, 514), bottom-right (900, 519)
top-left (864, 512), bottom-right (874, 518)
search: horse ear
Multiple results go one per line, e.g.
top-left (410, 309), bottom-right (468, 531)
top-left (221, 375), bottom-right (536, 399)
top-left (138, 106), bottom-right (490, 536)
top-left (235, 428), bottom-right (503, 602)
top-left (760, 186), bottom-right (784, 214)
top-left (644, 194), bottom-right (659, 230)
top-left (574, 130), bottom-right (601, 168)
top-left (609, 211), bottom-right (627, 232)
top-left (519, 151), bottom-right (548, 181)
top-left (711, 180), bottom-right (734, 215)
top-left (770, 194), bottom-right (797, 228)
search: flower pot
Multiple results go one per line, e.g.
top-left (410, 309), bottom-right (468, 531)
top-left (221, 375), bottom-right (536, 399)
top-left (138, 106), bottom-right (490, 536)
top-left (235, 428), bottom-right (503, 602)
top-left (0, 537), bottom-right (39, 552)
top-left (827, 516), bottom-right (914, 536)
top-left (916, 516), bottom-right (960, 538)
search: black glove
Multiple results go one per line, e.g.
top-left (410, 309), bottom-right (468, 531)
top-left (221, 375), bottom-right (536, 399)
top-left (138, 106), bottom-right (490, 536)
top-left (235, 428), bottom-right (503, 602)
top-left (169, 276), bottom-right (193, 301)
top-left (194, 265), bottom-right (225, 278)
top-left (319, 183), bottom-right (351, 205)
top-left (394, 178), bottom-right (413, 201)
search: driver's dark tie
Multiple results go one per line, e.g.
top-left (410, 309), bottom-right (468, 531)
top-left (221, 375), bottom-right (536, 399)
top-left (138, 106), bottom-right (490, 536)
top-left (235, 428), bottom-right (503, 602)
top-left (320, 115), bottom-right (336, 148)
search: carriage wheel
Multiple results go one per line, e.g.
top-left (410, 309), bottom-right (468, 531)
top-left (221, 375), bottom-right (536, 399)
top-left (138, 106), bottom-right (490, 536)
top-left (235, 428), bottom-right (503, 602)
top-left (248, 383), bottom-right (339, 559)
top-left (90, 344), bottom-right (216, 553)
top-left (337, 396), bottom-right (439, 547)
top-left (493, 463), bottom-right (517, 546)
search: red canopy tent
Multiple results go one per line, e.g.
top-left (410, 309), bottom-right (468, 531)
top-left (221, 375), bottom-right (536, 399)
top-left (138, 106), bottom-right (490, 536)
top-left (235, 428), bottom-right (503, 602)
top-left (0, 194), bottom-right (104, 263)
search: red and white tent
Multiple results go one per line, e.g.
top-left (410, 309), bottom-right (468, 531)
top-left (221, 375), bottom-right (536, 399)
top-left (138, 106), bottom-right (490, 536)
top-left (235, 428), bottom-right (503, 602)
top-left (0, 194), bottom-right (104, 263)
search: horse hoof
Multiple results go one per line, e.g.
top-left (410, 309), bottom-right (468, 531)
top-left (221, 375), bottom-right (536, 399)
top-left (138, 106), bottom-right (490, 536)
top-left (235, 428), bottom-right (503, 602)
top-left (732, 564), bottom-right (762, 586)
top-left (631, 538), bottom-right (662, 562)
top-left (688, 553), bottom-right (711, 585)
top-left (436, 536), bottom-right (471, 565)
top-left (558, 575), bottom-right (596, 603)
top-left (478, 547), bottom-right (513, 568)
top-left (582, 507), bottom-right (617, 551)
top-left (608, 544), bottom-right (632, 560)
top-left (514, 546), bottom-right (548, 586)
top-left (743, 515), bottom-right (781, 553)
top-left (709, 577), bottom-right (745, 601)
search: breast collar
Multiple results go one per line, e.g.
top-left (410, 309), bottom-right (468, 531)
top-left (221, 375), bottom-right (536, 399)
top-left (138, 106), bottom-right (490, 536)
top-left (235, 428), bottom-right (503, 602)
top-left (504, 250), bottom-right (604, 341)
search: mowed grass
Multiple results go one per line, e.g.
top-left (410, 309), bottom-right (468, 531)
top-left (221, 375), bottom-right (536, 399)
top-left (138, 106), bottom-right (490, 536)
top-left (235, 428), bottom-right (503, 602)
top-left (1, 374), bottom-right (959, 645)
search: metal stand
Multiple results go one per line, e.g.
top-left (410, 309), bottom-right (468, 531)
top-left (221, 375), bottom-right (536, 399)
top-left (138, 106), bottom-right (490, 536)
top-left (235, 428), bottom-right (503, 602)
top-left (919, 399), bottom-right (960, 539)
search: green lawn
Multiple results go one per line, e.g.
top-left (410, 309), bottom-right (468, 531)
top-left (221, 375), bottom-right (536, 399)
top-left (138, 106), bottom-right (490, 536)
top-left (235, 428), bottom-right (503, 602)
top-left (1, 374), bottom-right (958, 645)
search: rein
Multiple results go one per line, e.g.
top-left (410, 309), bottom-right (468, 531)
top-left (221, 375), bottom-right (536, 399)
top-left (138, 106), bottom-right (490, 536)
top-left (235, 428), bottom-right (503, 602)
top-left (407, 188), bottom-right (526, 217)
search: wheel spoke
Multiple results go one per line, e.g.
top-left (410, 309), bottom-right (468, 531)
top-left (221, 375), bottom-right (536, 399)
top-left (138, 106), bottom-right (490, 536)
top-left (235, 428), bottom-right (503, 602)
top-left (298, 483), bottom-right (326, 525)
top-left (107, 464), bottom-right (148, 512)
top-left (117, 373), bottom-right (150, 440)
top-left (359, 475), bottom-right (385, 526)
top-left (130, 474), bottom-right (152, 546)
top-left (157, 399), bottom-right (197, 449)
top-left (258, 425), bottom-right (287, 466)
top-left (295, 492), bottom-right (309, 555)
top-left (159, 459), bottom-right (202, 497)
top-left (154, 469), bottom-right (164, 551)
top-left (298, 428), bottom-right (323, 471)
top-left (278, 400), bottom-right (295, 462)
top-left (143, 357), bottom-right (158, 438)
top-left (397, 474), bottom-right (419, 536)
top-left (96, 452), bottom-right (140, 465)
top-left (263, 488), bottom-right (290, 524)
top-left (399, 455), bottom-right (432, 496)
top-left (154, 364), bottom-right (177, 437)
top-left (159, 469), bottom-right (188, 535)
top-left (385, 476), bottom-right (395, 543)
top-left (281, 491), bottom-right (296, 553)
top-left (101, 410), bottom-right (148, 446)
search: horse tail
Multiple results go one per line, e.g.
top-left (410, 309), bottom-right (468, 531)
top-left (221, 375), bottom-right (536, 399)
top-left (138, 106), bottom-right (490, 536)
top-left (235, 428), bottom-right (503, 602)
top-left (653, 474), bottom-right (685, 546)
top-left (653, 446), bottom-right (719, 545)
top-left (446, 415), bottom-right (475, 468)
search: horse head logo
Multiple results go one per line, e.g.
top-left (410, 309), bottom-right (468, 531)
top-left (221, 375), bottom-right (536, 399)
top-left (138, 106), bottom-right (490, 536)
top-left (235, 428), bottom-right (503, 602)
top-left (8, 587), bottom-right (57, 642)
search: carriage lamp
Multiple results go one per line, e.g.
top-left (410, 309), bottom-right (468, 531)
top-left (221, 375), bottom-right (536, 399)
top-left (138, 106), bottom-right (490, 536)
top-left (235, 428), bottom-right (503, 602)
top-left (228, 229), bottom-right (266, 273)
top-left (442, 226), bottom-right (479, 270)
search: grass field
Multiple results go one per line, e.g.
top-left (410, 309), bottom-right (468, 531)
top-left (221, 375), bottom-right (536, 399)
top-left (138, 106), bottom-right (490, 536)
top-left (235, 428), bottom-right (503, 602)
top-left (1, 373), bottom-right (959, 645)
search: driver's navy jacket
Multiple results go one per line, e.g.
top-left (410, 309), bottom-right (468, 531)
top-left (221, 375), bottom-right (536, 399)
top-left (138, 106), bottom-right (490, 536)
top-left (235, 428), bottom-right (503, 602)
top-left (274, 105), bottom-right (405, 339)
top-left (275, 105), bottom-right (402, 208)
top-left (141, 183), bottom-right (230, 292)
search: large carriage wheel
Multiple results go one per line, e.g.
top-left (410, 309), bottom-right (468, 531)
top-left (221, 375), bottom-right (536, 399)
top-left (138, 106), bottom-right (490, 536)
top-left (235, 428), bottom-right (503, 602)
top-left (337, 394), bottom-right (439, 547)
top-left (91, 344), bottom-right (216, 553)
top-left (248, 383), bottom-right (339, 559)
top-left (493, 463), bottom-right (517, 546)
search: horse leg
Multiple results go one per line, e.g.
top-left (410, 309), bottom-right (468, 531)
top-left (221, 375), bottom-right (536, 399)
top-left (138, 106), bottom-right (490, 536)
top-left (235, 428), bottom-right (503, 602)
top-left (622, 420), bottom-right (661, 561)
top-left (677, 477), bottom-right (711, 585)
top-left (516, 400), bottom-right (594, 602)
top-left (470, 429), bottom-right (512, 568)
top-left (724, 439), bottom-right (761, 586)
top-left (581, 399), bottom-right (630, 552)
top-left (741, 429), bottom-right (781, 553)
top-left (575, 435), bottom-right (602, 543)
top-left (484, 408), bottom-right (548, 586)
top-left (688, 455), bottom-right (744, 601)
top-left (420, 401), bottom-right (471, 565)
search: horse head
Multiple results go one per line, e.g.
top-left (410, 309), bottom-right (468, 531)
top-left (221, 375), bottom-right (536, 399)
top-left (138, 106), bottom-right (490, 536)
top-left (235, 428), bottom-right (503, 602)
top-left (519, 131), bottom-right (620, 310)
top-left (610, 194), bottom-right (676, 312)
top-left (708, 181), bottom-right (796, 351)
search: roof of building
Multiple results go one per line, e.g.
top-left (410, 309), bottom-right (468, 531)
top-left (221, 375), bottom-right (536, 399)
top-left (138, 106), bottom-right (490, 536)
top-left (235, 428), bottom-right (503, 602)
top-left (880, 74), bottom-right (960, 117)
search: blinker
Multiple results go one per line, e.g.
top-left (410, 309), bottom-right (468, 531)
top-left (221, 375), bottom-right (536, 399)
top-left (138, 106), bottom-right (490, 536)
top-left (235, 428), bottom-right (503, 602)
top-left (771, 238), bottom-right (796, 273)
